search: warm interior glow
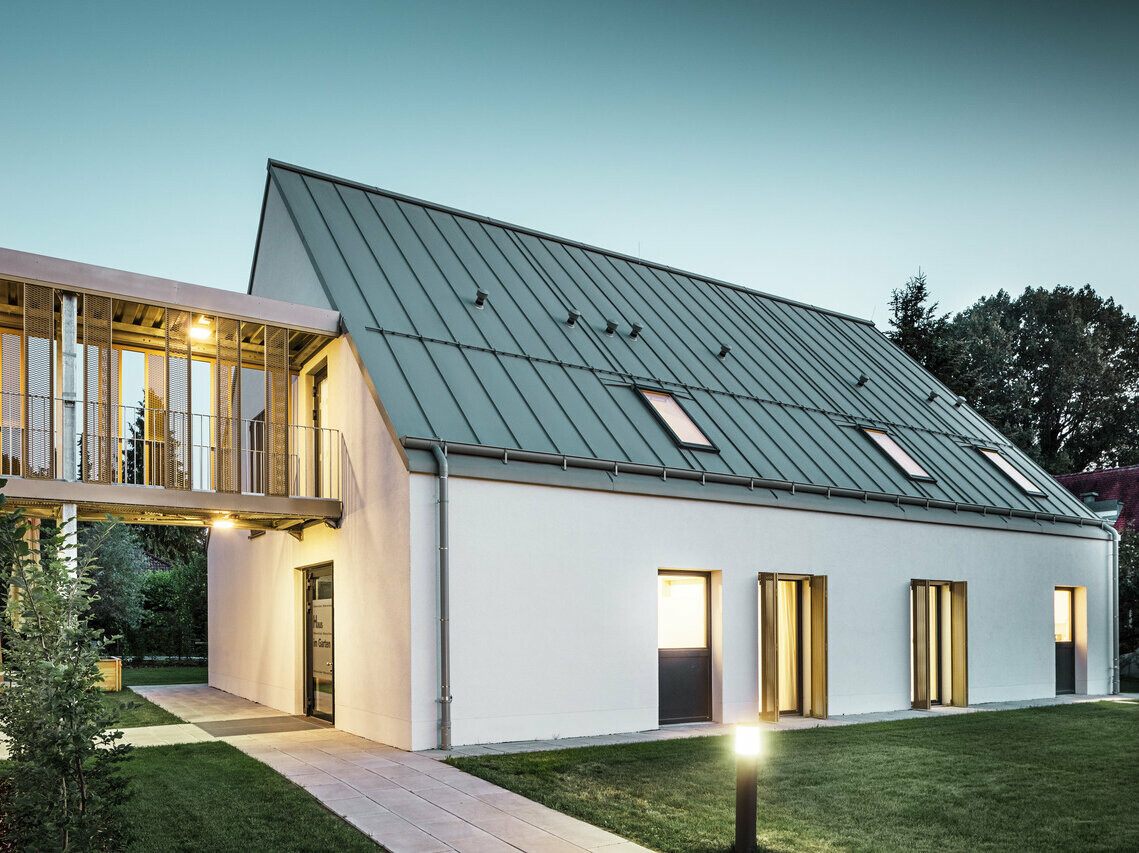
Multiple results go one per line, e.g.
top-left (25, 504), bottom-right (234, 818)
top-left (212, 518), bottom-right (235, 529)
top-left (658, 574), bottom-right (707, 649)
top-left (735, 724), bottom-right (761, 757)
top-left (640, 390), bottom-right (713, 448)
top-left (190, 326), bottom-right (212, 340)
top-left (1054, 588), bottom-right (1072, 642)
top-left (863, 429), bottom-right (932, 479)
top-left (778, 580), bottom-right (799, 713)
top-left (980, 448), bottom-right (1043, 495)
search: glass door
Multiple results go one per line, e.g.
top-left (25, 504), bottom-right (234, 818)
top-left (657, 571), bottom-right (712, 723)
top-left (1054, 588), bottom-right (1075, 694)
top-left (306, 567), bottom-right (334, 722)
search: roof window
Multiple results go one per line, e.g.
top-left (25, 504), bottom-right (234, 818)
top-left (979, 448), bottom-right (1045, 496)
top-left (639, 389), bottom-right (715, 450)
top-left (862, 428), bottom-right (933, 481)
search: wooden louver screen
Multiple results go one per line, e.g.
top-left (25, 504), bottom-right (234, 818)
top-left (145, 352), bottom-right (165, 487)
top-left (758, 572), bottom-right (828, 722)
top-left (910, 579), bottom-right (931, 710)
top-left (950, 581), bottom-right (968, 707)
top-left (165, 309), bottom-right (192, 490)
top-left (264, 324), bottom-right (290, 496)
top-left (82, 293), bottom-right (116, 483)
top-left (215, 316), bottom-right (242, 494)
top-left (22, 283), bottom-right (55, 479)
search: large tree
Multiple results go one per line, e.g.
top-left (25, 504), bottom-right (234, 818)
top-left (887, 279), bottom-right (1139, 475)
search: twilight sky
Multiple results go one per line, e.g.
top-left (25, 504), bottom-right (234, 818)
top-left (2, 1), bottom-right (1136, 324)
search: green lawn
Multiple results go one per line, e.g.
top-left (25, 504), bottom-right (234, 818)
top-left (451, 702), bottom-right (1139, 853)
top-left (123, 665), bottom-right (208, 686)
top-left (98, 688), bottom-right (183, 728)
top-left (122, 743), bottom-right (379, 851)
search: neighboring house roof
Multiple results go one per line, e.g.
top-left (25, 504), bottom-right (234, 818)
top-left (1055, 466), bottom-right (1138, 533)
top-left (141, 551), bottom-right (172, 573)
top-left (255, 160), bottom-right (1100, 529)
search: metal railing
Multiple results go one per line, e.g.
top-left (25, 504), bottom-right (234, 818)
top-left (0, 392), bottom-right (340, 501)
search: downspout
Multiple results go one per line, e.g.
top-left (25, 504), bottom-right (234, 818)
top-left (432, 443), bottom-right (452, 749)
top-left (1110, 524), bottom-right (1120, 694)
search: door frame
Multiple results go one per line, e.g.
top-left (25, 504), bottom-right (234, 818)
top-left (303, 562), bottom-right (334, 722)
top-left (759, 572), bottom-right (828, 722)
top-left (1054, 586), bottom-right (1076, 695)
top-left (657, 569), bottom-right (712, 724)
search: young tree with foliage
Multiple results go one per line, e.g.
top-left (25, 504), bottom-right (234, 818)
top-left (0, 493), bottom-right (132, 850)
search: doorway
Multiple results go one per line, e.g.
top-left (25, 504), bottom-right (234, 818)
top-left (759, 573), bottom-right (828, 722)
top-left (1054, 587), bottom-right (1075, 694)
top-left (305, 565), bottom-right (334, 722)
top-left (910, 579), bottom-right (967, 709)
top-left (657, 571), bottom-right (712, 724)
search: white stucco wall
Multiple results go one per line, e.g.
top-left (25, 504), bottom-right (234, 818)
top-left (409, 476), bottom-right (1113, 749)
top-left (207, 334), bottom-right (414, 747)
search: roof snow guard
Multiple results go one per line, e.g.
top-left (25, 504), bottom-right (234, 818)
top-left (254, 160), bottom-right (1106, 535)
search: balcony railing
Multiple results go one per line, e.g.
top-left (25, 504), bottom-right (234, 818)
top-left (0, 392), bottom-right (340, 501)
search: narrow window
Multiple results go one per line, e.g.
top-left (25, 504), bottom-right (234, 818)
top-left (639, 389), bottom-right (715, 450)
top-left (978, 448), bottom-right (1045, 496)
top-left (862, 428), bottom-right (933, 481)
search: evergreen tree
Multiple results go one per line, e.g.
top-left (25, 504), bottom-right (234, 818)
top-left (886, 270), bottom-right (961, 384)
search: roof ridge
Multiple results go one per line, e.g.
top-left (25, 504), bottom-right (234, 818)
top-left (1056, 463), bottom-right (1139, 478)
top-left (266, 159), bottom-right (876, 328)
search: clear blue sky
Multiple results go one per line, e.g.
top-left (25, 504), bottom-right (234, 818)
top-left (2, 1), bottom-right (1136, 323)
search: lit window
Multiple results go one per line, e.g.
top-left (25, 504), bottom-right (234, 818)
top-left (639, 389), bottom-right (714, 449)
top-left (1054, 588), bottom-right (1072, 642)
top-left (862, 428), bottom-right (933, 480)
top-left (979, 448), bottom-right (1045, 496)
top-left (658, 574), bottom-right (708, 649)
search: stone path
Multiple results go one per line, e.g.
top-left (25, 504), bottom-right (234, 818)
top-left (131, 684), bottom-right (652, 853)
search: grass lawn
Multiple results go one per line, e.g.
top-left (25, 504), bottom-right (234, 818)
top-left (451, 702), bottom-right (1139, 853)
top-left (122, 665), bottom-right (208, 686)
top-left (98, 689), bottom-right (183, 728)
top-left (122, 742), bottom-right (379, 851)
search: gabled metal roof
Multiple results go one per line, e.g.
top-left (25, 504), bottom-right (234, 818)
top-left (262, 160), bottom-right (1101, 529)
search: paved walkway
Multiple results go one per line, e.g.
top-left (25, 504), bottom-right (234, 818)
top-left (131, 684), bottom-right (651, 853)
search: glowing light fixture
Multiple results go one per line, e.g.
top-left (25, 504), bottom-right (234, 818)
top-left (191, 316), bottom-right (212, 340)
top-left (212, 517), bottom-right (235, 529)
top-left (734, 723), bottom-right (761, 853)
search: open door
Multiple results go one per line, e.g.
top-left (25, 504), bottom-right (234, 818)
top-left (759, 572), bottom-right (828, 722)
top-left (912, 578), bottom-right (967, 709)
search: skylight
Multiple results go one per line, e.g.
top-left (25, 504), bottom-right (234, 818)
top-left (862, 428), bottom-right (933, 481)
top-left (979, 448), bottom-right (1045, 496)
top-left (639, 389), bottom-right (715, 450)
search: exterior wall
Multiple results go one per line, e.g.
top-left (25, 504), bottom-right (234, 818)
top-left (249, 182), bottom-right (333, 310)
top-left (208, 334), bottom-right (414, 747)
top-left (408, 476), bottom-right (1113, 749)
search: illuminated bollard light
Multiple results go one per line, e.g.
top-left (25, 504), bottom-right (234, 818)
top-left (734, 724), bottom-right (761, 853)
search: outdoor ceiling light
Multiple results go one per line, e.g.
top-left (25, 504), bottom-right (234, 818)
top-left (212, 518), bottom-right (235, 529)
top-left (718, 344), bottom-right (732, 359)
top-left (566, 309), bottom-right (581, 327)
top-left (630, 322), bottom-right (643, 339)
top-left (605, 319), bottom-right (619, 335)
top-left (474, 289), bottom-right (489, 308)
top-left (191, 315), bottom-right (212, 340)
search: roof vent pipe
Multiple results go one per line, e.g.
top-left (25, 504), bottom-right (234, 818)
top-left (605, 319), bottom-right (619, 335)
top-left (629, 323), bottom-right (643, 340)
top-left (856, 373), bottom-right (869, 387)
top-left (566, 309), bottom-right (581, 327)
top-left (718, 344), bottom-right (732, 360)
top-left (927, 391), bottom-right (939, 403)
top-left (474, 289), bottom-right (489, 308)
top-left (954, 396), bottom-right (966, 407)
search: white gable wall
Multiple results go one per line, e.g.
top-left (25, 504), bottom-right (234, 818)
top-left (406, 475), bottom-right (1113, 750)
top-left (207, 334), bottom-right (414, 747)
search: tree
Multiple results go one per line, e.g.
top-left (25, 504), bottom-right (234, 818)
top-left (80, 522), bottom-right (147, 656)
top-left (0, 494), bottom-right (132, 850)
top-left (950, 285), bottom-right (1139, 473)
top-left (887, 270), bottom-right (961, 383)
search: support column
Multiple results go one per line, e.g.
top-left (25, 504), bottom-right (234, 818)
top-left (60, 292), bottom-right (79, 577)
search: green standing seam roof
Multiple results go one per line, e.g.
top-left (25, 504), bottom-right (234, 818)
top-left (257, 160), bottom-right (1100, 527)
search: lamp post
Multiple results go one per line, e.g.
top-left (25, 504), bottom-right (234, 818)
top-left (734, 724), bottom-right (761, 853)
